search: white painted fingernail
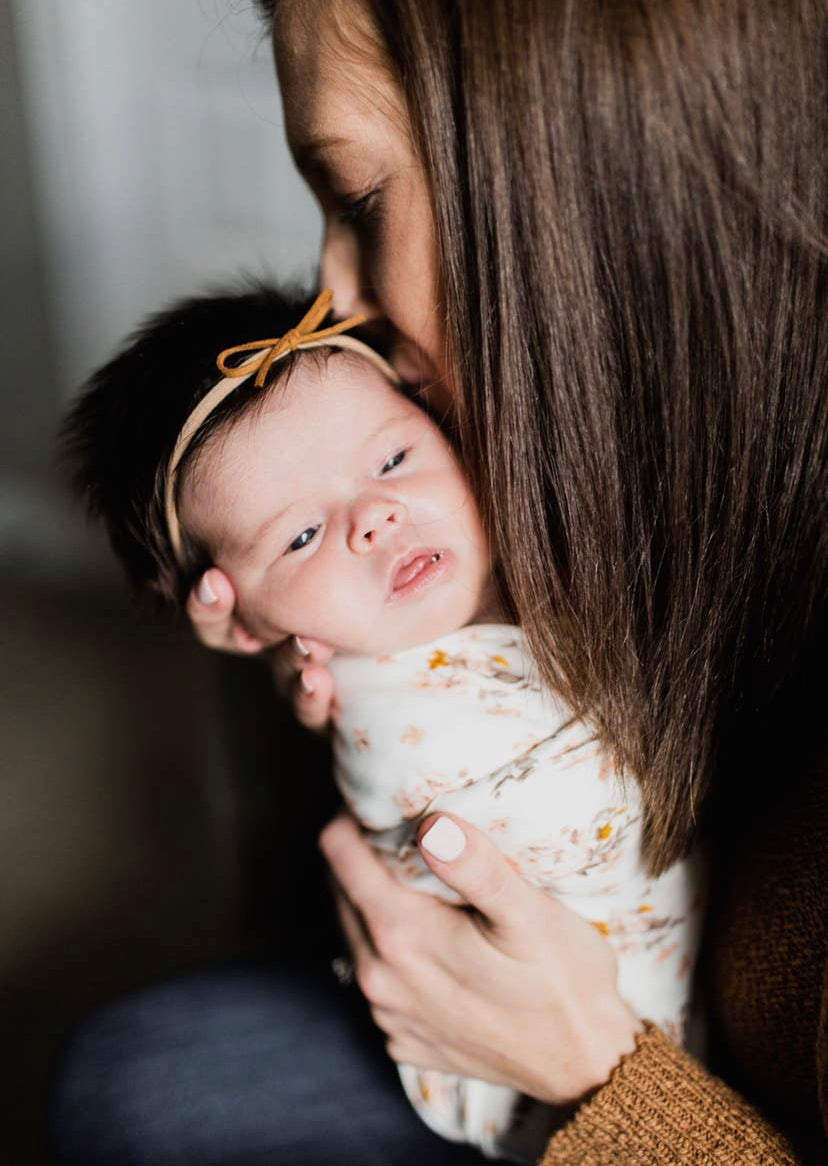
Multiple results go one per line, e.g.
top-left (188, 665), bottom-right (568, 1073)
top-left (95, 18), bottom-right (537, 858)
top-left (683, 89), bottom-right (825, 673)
top-left (420, 817), bottom-right (466, 862)
top-left (294, 636), bottom-right (311, 657)
top-left (300, 670), bottom-right (315, 695)
top-left (196, 574), bottom-right (218, 605)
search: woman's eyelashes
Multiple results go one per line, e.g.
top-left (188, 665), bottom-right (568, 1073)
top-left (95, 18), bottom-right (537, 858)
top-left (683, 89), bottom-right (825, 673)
top-left (338, 188), bottom-right (381, 230)
top-left (286, 525), bottom-right (321, 554)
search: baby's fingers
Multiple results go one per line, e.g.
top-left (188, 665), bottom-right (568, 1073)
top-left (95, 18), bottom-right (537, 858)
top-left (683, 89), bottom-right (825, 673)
top-left (294, 662), bottom-right (335, 731)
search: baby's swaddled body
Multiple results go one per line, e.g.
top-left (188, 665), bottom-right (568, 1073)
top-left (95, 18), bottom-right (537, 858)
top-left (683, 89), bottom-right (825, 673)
top-left (330, 625), bottom-right (703, 1163)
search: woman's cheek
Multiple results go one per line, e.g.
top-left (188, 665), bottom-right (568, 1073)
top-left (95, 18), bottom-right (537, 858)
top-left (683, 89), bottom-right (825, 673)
top-left (377, 232), bottom-right (440, 360)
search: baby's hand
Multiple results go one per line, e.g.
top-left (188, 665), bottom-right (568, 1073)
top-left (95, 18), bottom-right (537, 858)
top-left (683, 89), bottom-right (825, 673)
top-left (187, 568), bottom-right (336, 731)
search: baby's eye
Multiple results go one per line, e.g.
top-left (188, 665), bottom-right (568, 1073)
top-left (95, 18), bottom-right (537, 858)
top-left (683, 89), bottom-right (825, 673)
top-left (380, 450), bottom-right (407, 474)
top-left (286, 526), bottom-right (320, 554)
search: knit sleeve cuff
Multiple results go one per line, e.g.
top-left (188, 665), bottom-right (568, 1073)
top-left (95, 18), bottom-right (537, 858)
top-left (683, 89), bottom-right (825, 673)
top-left (538, 1023), bottom-right (798, 1166)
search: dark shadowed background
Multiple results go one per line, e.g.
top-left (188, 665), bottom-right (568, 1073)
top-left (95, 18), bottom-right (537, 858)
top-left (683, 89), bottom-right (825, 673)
top-left (1, 4), bottom-right (332, 1161)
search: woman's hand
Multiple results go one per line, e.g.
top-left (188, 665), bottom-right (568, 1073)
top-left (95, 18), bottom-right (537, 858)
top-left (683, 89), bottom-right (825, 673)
top-left (270, 632), bottom-right (336, 733)
top-left (187, 568), bottom-right (261, 654)
top-left (187, 568), bottom-right (336, 731)
top-left (320, 812), bottom-right (643, 1106)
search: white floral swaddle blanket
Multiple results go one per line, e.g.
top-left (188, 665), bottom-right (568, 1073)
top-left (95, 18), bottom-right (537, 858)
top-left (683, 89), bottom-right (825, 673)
top-left (329, 624), bottom-right (704, 1164)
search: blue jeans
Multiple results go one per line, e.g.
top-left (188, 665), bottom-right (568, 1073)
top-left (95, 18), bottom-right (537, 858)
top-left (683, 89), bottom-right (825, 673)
top-left (49, 962), bottom-right (485, 1165)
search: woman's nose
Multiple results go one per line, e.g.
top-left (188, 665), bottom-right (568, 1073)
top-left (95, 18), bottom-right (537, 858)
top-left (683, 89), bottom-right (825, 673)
top-left (320, 222), bottom-right (381, 323)
top-left (347, 497), bottom-right (406, 553)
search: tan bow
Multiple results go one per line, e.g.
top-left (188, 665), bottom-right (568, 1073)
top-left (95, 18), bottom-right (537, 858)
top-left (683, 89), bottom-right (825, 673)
top-left (216, 289), bottom-right (365, 388)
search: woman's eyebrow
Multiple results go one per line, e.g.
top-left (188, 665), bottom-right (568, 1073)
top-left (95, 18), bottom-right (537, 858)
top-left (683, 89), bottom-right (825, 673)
top-left (292, 135), bottom-right (350, 173)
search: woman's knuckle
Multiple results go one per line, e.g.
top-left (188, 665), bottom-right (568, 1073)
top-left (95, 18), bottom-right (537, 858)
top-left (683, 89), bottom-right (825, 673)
top-left (372, 919), bottom-right (407, 964)
top-left (385, 1037), bottom-right (404, 1063)
top-left (369, 1005), bottom-right (393, 1034)
top-left (356, 958), bottom-right (385, 1003)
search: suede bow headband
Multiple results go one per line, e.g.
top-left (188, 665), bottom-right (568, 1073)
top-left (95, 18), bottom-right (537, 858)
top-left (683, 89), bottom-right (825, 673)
top-left (163, 289), bottom-right (400, 564)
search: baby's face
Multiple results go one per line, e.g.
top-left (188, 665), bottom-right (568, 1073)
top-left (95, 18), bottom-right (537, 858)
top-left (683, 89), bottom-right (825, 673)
top-left (180, 353), bottom-right (490, 655)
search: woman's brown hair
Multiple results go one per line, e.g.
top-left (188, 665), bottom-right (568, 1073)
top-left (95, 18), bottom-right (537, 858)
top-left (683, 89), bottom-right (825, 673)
top-left (268, 0), bottom-right (827, 873)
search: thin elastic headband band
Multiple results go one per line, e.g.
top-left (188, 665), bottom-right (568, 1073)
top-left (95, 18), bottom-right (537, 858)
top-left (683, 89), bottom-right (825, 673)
top-left (163, 289), bottom-right (400, 564)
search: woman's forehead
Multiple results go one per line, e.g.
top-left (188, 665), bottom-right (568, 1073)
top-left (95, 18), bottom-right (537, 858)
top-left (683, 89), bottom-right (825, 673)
top-left (277, 38), bottom-right (409, 176)
top-left (274, 0), bottom-right (385, 85)
top-left (275, 0), bottom-right (408, 125)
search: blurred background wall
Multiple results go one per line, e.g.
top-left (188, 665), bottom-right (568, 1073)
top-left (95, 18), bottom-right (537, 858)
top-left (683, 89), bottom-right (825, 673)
top-left (1, 3), bottom-right (326, 1161)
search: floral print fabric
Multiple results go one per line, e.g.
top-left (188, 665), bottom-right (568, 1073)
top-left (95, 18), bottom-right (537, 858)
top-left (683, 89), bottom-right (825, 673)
top-left (329, 625), bottom-right (704, 1162)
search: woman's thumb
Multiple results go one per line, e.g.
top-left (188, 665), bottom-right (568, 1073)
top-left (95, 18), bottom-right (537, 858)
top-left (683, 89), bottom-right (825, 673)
top-left (417, 814), bottom-right (535, 936)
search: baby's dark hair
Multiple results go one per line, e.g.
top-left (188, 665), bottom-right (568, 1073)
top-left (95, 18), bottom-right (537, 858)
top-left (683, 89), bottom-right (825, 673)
top-left (61, 281), bottom-right (332, 605)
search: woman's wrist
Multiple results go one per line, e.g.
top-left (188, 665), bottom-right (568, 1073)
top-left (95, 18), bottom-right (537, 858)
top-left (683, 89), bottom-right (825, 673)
top-left (550, 995), bottom-right (644, 1104)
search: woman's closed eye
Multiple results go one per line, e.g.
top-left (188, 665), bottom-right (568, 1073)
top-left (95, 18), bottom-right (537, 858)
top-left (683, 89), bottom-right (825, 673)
top-left (338, 188), bottom-right (380, 227)
top-left (286, 525), bottom-right (320, 554)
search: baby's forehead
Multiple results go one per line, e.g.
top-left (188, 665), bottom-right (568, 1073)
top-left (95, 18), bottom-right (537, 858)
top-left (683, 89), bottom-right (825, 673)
top-left (277, 347), bottom-right (426, 423)
top-left (204, 349), bottom-right (428, 486)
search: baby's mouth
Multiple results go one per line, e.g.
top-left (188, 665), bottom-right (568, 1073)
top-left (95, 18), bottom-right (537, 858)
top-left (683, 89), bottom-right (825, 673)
top-left (388, 550), bottom-right (446, 600)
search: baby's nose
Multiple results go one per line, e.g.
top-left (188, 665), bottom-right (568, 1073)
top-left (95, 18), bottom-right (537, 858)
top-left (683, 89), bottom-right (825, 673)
top-left (348, 499), bottom-right (406, 553)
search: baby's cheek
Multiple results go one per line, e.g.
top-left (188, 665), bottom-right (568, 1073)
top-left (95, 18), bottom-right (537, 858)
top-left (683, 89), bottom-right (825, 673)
top-left (281, 574), bottom-right (357, 646)
top-left (239, 599), bottom-right (289, 644)
top-left (426, 471), bottom-right (477, 520)
top-left (230, 575), bottom-right (288, 640)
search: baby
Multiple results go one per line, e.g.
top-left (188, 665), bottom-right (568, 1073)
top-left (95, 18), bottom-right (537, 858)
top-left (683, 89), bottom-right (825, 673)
top-left (64, 283), bottom-right (704, 1163)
